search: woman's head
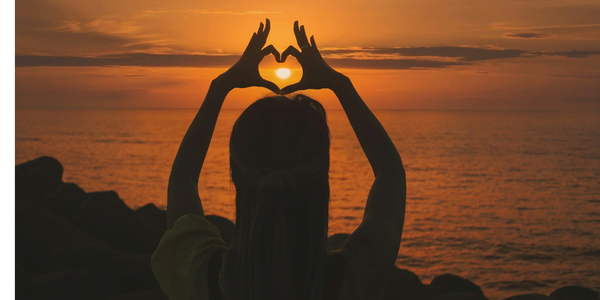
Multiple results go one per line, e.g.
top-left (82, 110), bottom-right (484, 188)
top-left (224, 94), bottom-right (331, 300)
top-left (230, 93), bottom-right (330, 190)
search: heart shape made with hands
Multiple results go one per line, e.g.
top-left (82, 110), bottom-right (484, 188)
top-left (258, 48), bottom-right (303, 92)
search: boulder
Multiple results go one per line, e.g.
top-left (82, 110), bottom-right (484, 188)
top-left (15, 156), bottom-right (64, 196)
top-left (549, 286), bottom-right (599, 300)
top-left (53, 243), bottom-right (158, 295)
top-left (206, 215), bottom-right (236, 247)
top-left (105, 288), bottom-right (168, 300)
top-left (15, 181), bottom-right (47, 202)
top-left (16, 199), bottom-right (159, 296)
top-left (439, 291), bottom-right (489, 300)
top-left (32, 269), bottom-right (105, 300)
top-left (16, 262), bottom-right (34, 300)
top-left (136, 204), bottom-right (167, 232)
top-left (383, 266), bottom-right (438, 300)
top-left (503, 294), bottom-right (549, 300)
top-left (43, 183), bottom-right (87, 221)
top-left (430, 274), bottom-right (486, 298)
top-left (73, 191), bottom-right (163, 254)
top-left (15, 200), bottom-right (103, 274)
top-left (136, 203), bottom-right (161, 213)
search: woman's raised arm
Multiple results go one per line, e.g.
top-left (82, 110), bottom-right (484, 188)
top-left (167, 19), bottom-right (280, 230)
top-left (280, 21), bottom-right (406, 265)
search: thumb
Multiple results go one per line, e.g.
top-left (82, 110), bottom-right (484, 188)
top-left (281, 45), bottom-right (301, 63)
top-left (259, 79), bottom-right (281, 94)
top-left (279, 82), bottom-right (306, 95)
top-left (261, 45), bottom-right (281, 63)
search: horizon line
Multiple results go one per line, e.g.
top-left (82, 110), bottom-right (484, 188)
top-left (14, 106), bottom-right (600, 112)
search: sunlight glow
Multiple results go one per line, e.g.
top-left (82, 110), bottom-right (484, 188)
top-left (275, 68), bottom-right (291, 79)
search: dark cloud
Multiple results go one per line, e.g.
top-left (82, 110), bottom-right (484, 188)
top-left (326, 59), bottom-right (468, 69)
top-left (492, 22), bottom-right (600, 36)
top-left (16, 53), bottom-right (240, 67)
top-left (322, 46), bottom-right (600, 62)
top-left (16, 0), bottom-right (172, 55)
top-left (540, 50), bottom-right (600, 58)
top-left (15, 53), bottom-right (467, 69)
top-left (320, 47), bottom-right (529, 62)
top-left (548, 74), bottom-right (600, 79)
top-left (505, 32), bottom-right (549, 39)
top-left (15, 47), bottom-right (600, 70)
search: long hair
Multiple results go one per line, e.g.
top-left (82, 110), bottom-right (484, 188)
top-left (222, 94), bottom-right (331, 300)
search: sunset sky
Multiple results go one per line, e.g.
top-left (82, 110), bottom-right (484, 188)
top-left (15, 0), bottom-right (600, 109)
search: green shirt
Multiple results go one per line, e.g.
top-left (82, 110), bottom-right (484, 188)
top-left (151, 214), bottom-right (227, 300)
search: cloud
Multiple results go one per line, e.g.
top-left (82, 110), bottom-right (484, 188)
top-left (537, 50), bottom-right (600, 58)
top-left (492, 22), bottom-right (600, 38)
top-left (15, 46), bottom-right (600, 69)
top-left (548, 74), bottom-right (600, 79)
top-left (16, 53), bottom-right (465, 69)
top-left (505, 32), bottom-right (549, 39)
top-left (326, 59), bottom-right (468, 69)
top-left (16, 53), bottom-right (240, 68)
top-left (320, 47), bottom-right (530, 62)
top-left (321, 47), bottom-right (600, 62)
top-left (137, 9), bottom-right (282, 17)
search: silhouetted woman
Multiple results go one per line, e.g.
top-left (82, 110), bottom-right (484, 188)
top-left (151, 19), bottom-right (407, 300)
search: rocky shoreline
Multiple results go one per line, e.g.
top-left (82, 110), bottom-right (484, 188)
top-left (15, 156), bottom-right (599, 300)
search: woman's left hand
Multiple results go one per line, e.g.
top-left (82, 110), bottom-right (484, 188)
top-left (215, 19), bottom-right (281, 94)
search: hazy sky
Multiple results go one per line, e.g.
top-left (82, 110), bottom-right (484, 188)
top-left (15, 0), bottom-right (600, 109)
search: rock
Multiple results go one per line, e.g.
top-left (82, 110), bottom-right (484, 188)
top-left (53, 243), bottom-right (158, 295)
top-left (136, 205), bottom-right (167, 232)
top-left (503, 294), bottom-right (549, 300)
top-left (16, 262), bottom-right (34, 300)
top-left (105, 288), bottom-right (168, 300)
top-left (383, 266), bottom-right (438, 300)
top-left (15, 156), bottom-right (64, 196)
top-left (439, 291), bottom-right (489, 300)
top-left (43, 183), bottom-right (87, 221)
top-left (32, 269), bottom-right (105, 300)
top-left (206, 215), bottom-right (236, 247)
top-left (549, 286), bottom-right (599, 300)
top-left (136, 203), bottom-right (161, 213)
top-left (15, 200), bottom-right (104, 274)
top-left (328, 233), bottom-right (351, 251)
top-left (73, 191), bottom-right (163, 253)
top-left (15, 181), bottom-right (47, 202)
top-left (430, 274), bottom-right (486, 297)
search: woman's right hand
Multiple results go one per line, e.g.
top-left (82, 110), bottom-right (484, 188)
top-left (216, 19), bottom-right (281, 94)
top-left (279, 21), bottom-right (348, 95)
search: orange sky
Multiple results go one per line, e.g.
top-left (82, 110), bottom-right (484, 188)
top-left (15, 0), bottom-right (600, 109)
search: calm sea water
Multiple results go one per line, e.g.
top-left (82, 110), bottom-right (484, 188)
top-left (15, 108), bottom-right (600, 299)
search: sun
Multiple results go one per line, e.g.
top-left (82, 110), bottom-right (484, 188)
top-left (275, 68), bottom-right (291, 79)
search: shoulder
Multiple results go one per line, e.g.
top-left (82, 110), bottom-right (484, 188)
top-left (151, 214), bottom-right (227, 300)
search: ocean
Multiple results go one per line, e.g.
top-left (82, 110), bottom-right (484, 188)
top-left (15, 108), bottom-right (600, 299)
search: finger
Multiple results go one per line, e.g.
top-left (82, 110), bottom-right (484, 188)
top-left (280, 82), bottom-right (307, 95)
top-left (281, 45), bottom-right (301, 63)
top-left (261, 44), bottom-right (281, 63)
top-left (310, 35), bottom-right (323, 59)
top-left (264, 19), bottom-right (270, 37)
top-left (293, 21), bottom-right (304, 48)
top-left (257, 18), bottom-right (271, 48)
top-left (257, 22), bottom-right (264, 35)
top-left (251, 22), bottom-right (265, 51)
top-left (297, 25), bottom-right (311, 52)
top-left (242, 32), bottom-right (258, 57)
top-left (259, 79), bottom-right (281, 94)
